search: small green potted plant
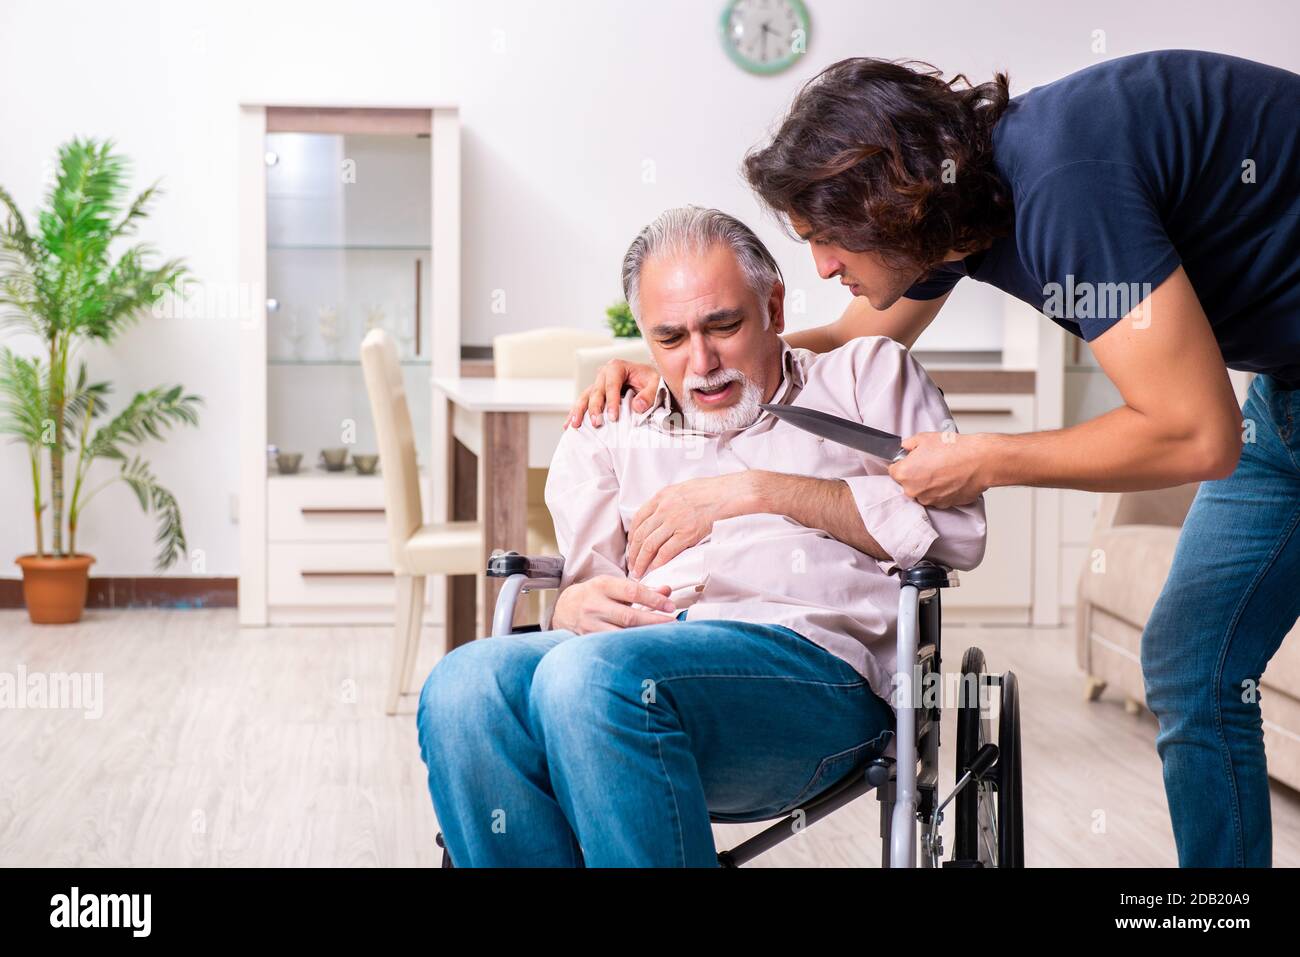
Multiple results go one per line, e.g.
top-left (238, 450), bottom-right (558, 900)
top-left (605, 299), bottom-right (640, 338)
top-left (0, 138), bottom-right (200, 623)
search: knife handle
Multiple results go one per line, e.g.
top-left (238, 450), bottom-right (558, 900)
top-left (890, 448), bottom-right (909, 464)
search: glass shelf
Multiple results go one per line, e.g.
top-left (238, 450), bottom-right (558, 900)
top-left (268, 243), bottom-right (431, 251)
top-left (265, 129), bottom-right (433, 467)
top-left (269, 358), bottom-right (430, 367)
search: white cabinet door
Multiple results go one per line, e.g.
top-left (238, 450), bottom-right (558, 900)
top-left (940, 394), bottom-right (1036, 620)
top-left (942, 485), bottom-right (1033, 614)
top-left (1061, 488), bottom-right (1102, 545)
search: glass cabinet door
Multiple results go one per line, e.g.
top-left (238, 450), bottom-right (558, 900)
top-left (264, 130), bottom-right (432, 473)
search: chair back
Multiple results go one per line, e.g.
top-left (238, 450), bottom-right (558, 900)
top-left (493, 326), bottom-right (613, 379)
top-left (1092, 483), bottom-right (1201, 535)
top-left (360, 328), bottom-right (423, 566)
top-left (574, 339), bottom-right (653, 399)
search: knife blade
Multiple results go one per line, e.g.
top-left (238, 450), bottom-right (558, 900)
top-left (759, 403), bottom-right (909, 463)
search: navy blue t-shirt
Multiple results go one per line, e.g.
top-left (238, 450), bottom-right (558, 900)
top-left (904, 50), bottom-right (1300, 382)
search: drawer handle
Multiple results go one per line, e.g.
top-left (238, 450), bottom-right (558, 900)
top-left (300, 507), bottom-right (386, 516)
top-left (952, 408), bottom-right (1015, 416)
top-left (300, 570), bottom-right (393, 578)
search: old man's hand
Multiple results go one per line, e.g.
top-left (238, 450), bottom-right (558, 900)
top-left (626, 473), bottom-right (742, 578)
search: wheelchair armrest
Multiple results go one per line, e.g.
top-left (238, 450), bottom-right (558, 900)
top-left (486, 550), bottom-right (564, 590)
top-left (901, 561), bottom-right (958, 590)
top-left (487, 550), bottom-right (565, 637)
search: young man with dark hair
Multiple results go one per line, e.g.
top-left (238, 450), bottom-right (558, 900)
top-left (570, 50), bottom-right (1300, 868)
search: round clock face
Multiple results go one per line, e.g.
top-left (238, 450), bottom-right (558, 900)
top-left (720, 0), bottom-right (811, 75)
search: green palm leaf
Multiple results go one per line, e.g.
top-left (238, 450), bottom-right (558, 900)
top-left (120, 455), bottom-right (188, 571)
top-left (85, 385), bottom-right (201, 460)
top-left (0, 347), bottom-right (48, 447)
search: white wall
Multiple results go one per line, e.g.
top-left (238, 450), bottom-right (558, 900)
top-left (1, 0), bottom-right (1296, 576)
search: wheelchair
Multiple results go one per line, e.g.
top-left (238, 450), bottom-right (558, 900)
top-left (433, 551), bottom-right (1024, 868)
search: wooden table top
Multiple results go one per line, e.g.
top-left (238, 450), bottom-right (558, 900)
top-left (432, 376), bottom-right (575, 412)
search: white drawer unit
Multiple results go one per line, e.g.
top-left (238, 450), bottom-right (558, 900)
top-left (944, 392), bottom-right (1035, 436)
top-left (1060, 543), bottom-right (1092, 609)
top-left (943, 485), bottom-right (1033, 619)
top-left (268, 541), bottom-right (396, 609)
top-left (264, 473), bottom-right (434, 625)
top-left (941, 394), bottom-right (1037, 622)
top-left (1060, 488), bottom-right (1102, 544)
top-left (237, 104), bottom-right (462, 628)
top-left (1059, 489), bottom-right (1103, 610)
top-left (268, 475), bottom-right (389, 542)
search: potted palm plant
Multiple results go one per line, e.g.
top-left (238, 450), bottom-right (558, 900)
top-left (0, 138), bottom-right (200, 623)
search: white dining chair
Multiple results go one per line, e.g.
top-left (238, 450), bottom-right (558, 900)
top-left (491, 326), bottom-right (624, 623)
top-left (360, 328), bottom-right (483, 715)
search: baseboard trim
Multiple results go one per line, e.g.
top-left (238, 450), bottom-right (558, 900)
top-left (0, 576), bottom-right (237, 609)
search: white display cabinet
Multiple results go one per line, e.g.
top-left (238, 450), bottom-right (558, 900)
top-left (239, 106), bottom-right (461, 625)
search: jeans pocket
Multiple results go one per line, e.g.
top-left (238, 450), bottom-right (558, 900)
top-left (780, 728), bottom-right (896, 812)
top-left (1257, 375), bottom-right (1300, 449)
top-left (1282, 386), bottom-right (1300, 451)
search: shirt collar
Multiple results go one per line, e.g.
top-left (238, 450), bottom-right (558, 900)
top-left (632, 340), bottom-right (808, 433)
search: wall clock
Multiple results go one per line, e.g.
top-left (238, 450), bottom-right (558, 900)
top-left (720, 0), bottom-right (811, 75)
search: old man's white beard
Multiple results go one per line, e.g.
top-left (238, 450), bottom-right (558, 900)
top-left (681, 368), bottom-right (763, 433)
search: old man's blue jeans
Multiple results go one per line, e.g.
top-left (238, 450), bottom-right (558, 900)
top-left (416, 616), bottom-right (895, 866)
top-left (1141, 372), bottom-right (1300, 866)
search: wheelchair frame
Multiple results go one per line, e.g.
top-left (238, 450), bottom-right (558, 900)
top-left (432, 552), bottom-right (1023, 868)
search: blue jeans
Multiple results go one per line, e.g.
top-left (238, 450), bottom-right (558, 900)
top-left (416, 616), bottom-right (895, 866)
top-left (1141, 373), bottom-right (1300, 867)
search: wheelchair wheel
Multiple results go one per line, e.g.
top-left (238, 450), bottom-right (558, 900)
top-left (955, 648), bottom-right (997, 866)
top-left (998, 670), bottom-right (1025, 867)
top-left (953, 647), bottom-right (1024, 867)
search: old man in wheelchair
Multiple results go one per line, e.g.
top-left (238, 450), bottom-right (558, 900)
top-left (418, 205), bottom-right (999, 867)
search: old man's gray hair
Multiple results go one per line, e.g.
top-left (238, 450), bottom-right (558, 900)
top-left (621, 206), bottom-right (784, 326)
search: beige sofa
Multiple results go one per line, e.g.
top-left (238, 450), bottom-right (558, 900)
top-left (1076, 484), bottom-right (1300, 791)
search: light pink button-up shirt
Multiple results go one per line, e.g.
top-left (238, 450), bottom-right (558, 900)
top-left (544, 335), bottom-right (988, 706)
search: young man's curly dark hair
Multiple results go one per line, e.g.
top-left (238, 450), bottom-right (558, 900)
top-left (743, 57), bottom-right (1016, 277)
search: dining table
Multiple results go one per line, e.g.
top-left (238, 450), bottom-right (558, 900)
top-left (432, 374), bottom-right (575, 647)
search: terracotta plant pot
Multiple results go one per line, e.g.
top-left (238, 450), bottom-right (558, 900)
top-left (15, 553), bottom-right (95, 624)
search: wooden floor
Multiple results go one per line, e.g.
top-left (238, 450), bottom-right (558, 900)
top-left (1, 608), bottom-right (1297, 867)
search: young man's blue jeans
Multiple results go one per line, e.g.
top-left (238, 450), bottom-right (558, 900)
top-left (1141, 372), bottom-right (1300, 867)
top-left (416, 615), bottom-right (895, 866)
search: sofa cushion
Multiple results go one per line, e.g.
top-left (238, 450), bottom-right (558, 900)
top-left (1085, 605), bottom-right (1149, 704)
top-left (1262, 687), bottom-right (1300, 792)
top-left (1262, 628), bottom-right (1300, 697)
top-left (1079, 525), bottom-right (1182, 629)
top-left (1083, 525), bottom-right (1300, 701)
